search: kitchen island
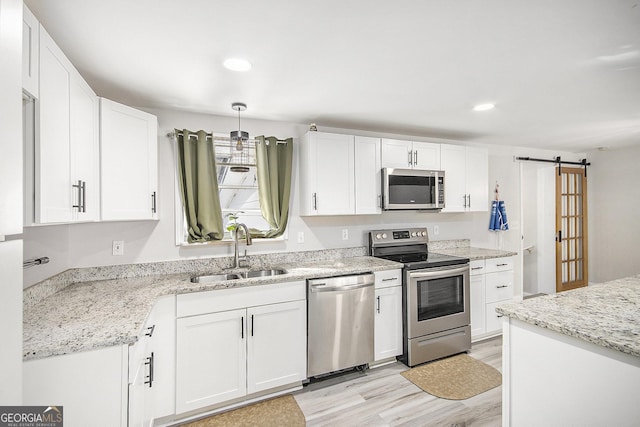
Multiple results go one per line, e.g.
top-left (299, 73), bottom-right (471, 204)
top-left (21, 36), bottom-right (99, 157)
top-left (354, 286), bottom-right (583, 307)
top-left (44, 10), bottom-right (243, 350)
top-left (497, 275), bottom-right (640, 427)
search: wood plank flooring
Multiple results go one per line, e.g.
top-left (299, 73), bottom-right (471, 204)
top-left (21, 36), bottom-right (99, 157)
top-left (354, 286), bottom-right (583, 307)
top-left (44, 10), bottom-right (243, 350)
top-left (294, 337), bottom-right (502, 427)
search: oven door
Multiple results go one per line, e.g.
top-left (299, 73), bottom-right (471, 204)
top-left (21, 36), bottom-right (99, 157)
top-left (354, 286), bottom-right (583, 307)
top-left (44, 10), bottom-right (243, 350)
top-left (405, 264), bottom-right (470, 339)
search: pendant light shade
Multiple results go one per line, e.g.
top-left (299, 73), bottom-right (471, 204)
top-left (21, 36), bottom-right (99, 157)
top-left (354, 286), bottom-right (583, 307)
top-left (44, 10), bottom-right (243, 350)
top-left (229, 102), bottom-right (250, 172)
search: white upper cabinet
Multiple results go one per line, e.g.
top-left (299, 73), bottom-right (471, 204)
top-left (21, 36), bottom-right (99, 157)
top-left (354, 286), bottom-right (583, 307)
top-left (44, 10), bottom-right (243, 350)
top-left (300, 132), bottom-right (382, 216)
top-left (100, 98), bottom-right (158, 221)
top-left (1, 0), bottom-right (23, 236)
top-left (381, 139), bottom-right (440, 170)
top-left (299, 132), bottom-right (355, 216)
top-left (354, 136), bottom-right (382, 214)
top-left (440, 144), bottom-right (488, 212)
top-left (22, 4), bottom-right (39, 98)
top-left (36, 25), bottom-right (99, 223)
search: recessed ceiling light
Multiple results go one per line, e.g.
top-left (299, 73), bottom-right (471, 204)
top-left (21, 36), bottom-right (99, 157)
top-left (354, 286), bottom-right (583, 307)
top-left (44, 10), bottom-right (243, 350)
top-left (223, 58), bottom-right (252, 72)
top-left (473, 103), bottom-right (495, 112)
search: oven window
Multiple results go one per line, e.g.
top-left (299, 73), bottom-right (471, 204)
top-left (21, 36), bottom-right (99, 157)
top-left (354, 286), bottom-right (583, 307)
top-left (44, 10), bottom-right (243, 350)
top-left (388, 175), bottom-right (434, 205)
top-left (416, 274), bottom-right (464, 321)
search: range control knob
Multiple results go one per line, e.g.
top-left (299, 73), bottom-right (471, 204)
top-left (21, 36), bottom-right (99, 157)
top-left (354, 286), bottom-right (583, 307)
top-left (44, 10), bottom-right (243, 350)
top-left (421, 231), bottom-right (427, 236)
top-left (411, 232), bottom-right (417, 237)
top-left (376, 233), bottom-right (382, 239)
top-left (382, 233), bottom-right (388, 239)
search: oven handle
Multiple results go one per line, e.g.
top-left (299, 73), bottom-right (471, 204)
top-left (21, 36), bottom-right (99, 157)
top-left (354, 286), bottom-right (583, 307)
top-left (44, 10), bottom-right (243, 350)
top-left (408, 265), bottom-right (469, 279)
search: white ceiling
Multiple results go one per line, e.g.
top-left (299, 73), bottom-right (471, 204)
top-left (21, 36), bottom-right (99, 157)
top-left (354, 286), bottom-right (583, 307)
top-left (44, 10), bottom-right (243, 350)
top-left (25, 0), bottom-right (640, 152)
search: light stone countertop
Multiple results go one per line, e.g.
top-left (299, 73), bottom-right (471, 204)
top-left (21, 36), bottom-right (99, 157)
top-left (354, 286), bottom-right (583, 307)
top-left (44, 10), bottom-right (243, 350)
top-left (496, 275), bottom-right (640, 358)
top-left (431, 246), bottom-right (517, 260)
top-left (23, 256), bottom-right (402, 361)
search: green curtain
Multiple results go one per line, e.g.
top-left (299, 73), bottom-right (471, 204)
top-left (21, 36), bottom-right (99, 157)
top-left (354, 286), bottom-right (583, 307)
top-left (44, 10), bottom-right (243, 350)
top-left (254, 136), bottom-right (293, 238)
top-left (175, 129), bottom-right (224, 243)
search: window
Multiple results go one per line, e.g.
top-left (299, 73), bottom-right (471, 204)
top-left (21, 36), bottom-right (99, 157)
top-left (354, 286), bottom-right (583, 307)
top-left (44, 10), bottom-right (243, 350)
top-left (174, 133), bottom-right (288, 244)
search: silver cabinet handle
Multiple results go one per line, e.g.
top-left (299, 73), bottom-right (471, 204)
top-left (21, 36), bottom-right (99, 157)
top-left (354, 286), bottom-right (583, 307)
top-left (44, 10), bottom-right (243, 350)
top-left (144, 352), bottom-right (154, 388)
top-left (377, 194), bottom-right (382, 208)
top-left (463, 194), bottom-right (467, 208)
top-left (414, 150), bottom-right (418, 166)
top-left (408, 150), bottom-right (413, 166)
top-left (312, 192), bottom-right (317, 211)
top-left (145, 325), bottom-right (155, 337)
top-left (382, 277), bottom-right (398, 282)
top-left (496, 263), bottom-right (509, 267)
top-left (471, 267), bottom-right (484, 271)
top-left (467, 194), bottom-right (471, 208)
top-left (151, 191), bottom-right (157, 213)
top-left (241, 316), bottom-right (244, 339)
top-left (72, 180), bottom-right (86, 213)
top-left (376, 296), bottom-right (381, 313)
top-left (496, 285), bottom-right (509, 288)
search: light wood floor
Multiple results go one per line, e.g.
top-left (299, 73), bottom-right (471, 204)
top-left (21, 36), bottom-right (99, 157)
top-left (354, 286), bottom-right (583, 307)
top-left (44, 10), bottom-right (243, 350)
top-left (294, 337), bottom-right (502, 427)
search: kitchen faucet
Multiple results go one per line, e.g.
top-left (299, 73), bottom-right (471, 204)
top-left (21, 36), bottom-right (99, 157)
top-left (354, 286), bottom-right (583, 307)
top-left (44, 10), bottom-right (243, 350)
top-left (233, 223), bottom-right (252, 269)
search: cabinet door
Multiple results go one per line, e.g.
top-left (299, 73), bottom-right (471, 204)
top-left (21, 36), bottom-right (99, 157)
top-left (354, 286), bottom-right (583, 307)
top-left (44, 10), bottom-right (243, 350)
top-left (247, 300), bottom-right (306, 394)
top-left (374, 286), bottom-right (403, 361)
top-left (440, 144), bottom-right (466, 212)
top-left (485, 301), bottom-right (504, 334)
top-left (354, 136), bottom-right (381, 214)
top-left (466, 146), bottom-right (488, 212)
top-left (36, 25), bottom-right (72, 223)
top-left (22, 4), bottom-right (39, 97)
top-left (1, 0), bottom-right (23, 236)
top-left (381, 138), bottom-right (411, 168)
top-left (470, 274), bottom-right (486, 338)
top-left (176, 309), bottom-right (246, 414)
top-left (412, 141), bottom-right (441, 170)
top-left (24, 345), bottom-right (128, 427)
top-left (69, 73), bottom-right (99, 221)
top-left (100, 98), bottom-right (158, 221)
top-left (304, 132), bottom-right (354, 215)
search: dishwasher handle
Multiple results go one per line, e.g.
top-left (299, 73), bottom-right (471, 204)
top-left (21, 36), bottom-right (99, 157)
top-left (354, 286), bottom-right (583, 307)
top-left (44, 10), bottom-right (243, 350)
top-left (309, 273), bottom-right (374, 293)
top-left (310, 282), bottom-right (374, 292)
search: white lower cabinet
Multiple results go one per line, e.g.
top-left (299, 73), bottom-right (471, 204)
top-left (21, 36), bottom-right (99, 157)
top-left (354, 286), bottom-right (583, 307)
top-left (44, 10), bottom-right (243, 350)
top-left (470, 257), bottom-right (514, 341)
top-left (23, 345), bottom-right (128, 427)
top-left (128, 295), bottom-right (176, 427)
top-left (175, 281), bottom-right (306, 415)
top-left (374, 269), bottom-right (403, 362)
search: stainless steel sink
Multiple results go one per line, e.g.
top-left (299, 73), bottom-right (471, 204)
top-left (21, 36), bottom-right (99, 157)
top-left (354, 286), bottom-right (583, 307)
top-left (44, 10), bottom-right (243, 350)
top-left (190, 273), bottom-right (242, 283)
top-left (190, 268), bottom-right (287, 283)
top-left (243, 268), bottom-right (288, 278)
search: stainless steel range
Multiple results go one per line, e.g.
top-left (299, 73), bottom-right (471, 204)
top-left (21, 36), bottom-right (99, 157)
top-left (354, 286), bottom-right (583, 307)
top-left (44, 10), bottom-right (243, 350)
top-left (369, 228), bottom-right (471, 367)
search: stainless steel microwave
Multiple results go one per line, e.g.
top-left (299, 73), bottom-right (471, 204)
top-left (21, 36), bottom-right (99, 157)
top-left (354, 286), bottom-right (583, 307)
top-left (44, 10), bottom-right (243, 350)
top-left (382, 168), bottom-right (445, 210)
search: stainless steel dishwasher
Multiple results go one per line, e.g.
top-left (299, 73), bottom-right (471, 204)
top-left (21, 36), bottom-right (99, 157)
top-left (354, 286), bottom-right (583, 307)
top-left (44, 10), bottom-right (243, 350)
top-left (307, 273), bottom-right (375, 377)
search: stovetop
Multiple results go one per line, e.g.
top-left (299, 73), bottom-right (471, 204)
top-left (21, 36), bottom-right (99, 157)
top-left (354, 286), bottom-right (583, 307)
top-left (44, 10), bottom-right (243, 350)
top-left (369, 227), bottom-right (469, 269)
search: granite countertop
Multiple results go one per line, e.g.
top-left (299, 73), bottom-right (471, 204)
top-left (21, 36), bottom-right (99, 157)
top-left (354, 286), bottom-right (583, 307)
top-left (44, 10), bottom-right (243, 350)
top-left (23, 255), bottom-right (402, 361)
top-left (431, 246), bottom-right (517, 260)
top-left (496, 275), bottom-right (640, 358)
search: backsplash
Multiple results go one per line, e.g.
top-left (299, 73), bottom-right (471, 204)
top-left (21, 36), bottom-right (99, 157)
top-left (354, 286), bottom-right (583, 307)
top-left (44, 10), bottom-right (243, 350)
top-left (24, 246), bottom-right (368, 309)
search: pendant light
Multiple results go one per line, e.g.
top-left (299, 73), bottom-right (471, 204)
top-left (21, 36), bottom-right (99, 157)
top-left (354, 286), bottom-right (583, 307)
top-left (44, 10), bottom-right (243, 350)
top-left (229, 102), bottom-right (250, 172)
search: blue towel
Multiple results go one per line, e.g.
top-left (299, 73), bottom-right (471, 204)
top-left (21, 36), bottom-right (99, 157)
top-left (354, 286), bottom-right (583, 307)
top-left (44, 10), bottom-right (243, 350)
top-left (489, 200), bottom-right (509, 231)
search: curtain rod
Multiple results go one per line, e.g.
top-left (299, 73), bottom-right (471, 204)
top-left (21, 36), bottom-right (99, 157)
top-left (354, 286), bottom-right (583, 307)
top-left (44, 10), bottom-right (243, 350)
top-left (515, 156), bottom-right (590, 177)
top-left (166, 131), bottom-right (289, 143)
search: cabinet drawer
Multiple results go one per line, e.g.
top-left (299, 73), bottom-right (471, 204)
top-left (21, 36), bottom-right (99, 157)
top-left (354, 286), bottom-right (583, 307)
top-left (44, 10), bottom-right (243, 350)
top-left (177, 280), bottom-right (305, 318)
top-left (469, 260), bottom-right (485, 276)
top-left (485, 301), bottom-right (507, 333)
top-left (485, 257), bottom-right (514, 273)
top-left (485, 271), bottom-right (514, 303)
top-left (375, 269), bottom-right (402, 289)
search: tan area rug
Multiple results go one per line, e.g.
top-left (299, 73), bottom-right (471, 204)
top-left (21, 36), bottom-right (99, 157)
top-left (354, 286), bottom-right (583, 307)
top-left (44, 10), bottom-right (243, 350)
top-left (401, 354), bottom-right (502, 400)
top-left (180, 395), bottom-right (305, 427)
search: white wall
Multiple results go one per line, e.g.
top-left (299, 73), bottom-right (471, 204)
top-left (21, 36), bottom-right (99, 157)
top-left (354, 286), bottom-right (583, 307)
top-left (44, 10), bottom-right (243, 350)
top-left (588, 144), bottom-right (640, 283)
top-left (23, 107), bottom-right (581, 289)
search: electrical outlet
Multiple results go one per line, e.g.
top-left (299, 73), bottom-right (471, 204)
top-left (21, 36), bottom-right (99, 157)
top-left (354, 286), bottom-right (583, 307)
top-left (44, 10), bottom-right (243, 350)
top-left (433, 225), bottom-right (440, 236)
top-left (112, 240), bottom-right (124, 256)
top-left (342, 229), bottom-right (349, 240)
top-left (297, 231), bottom-right (305, 244)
